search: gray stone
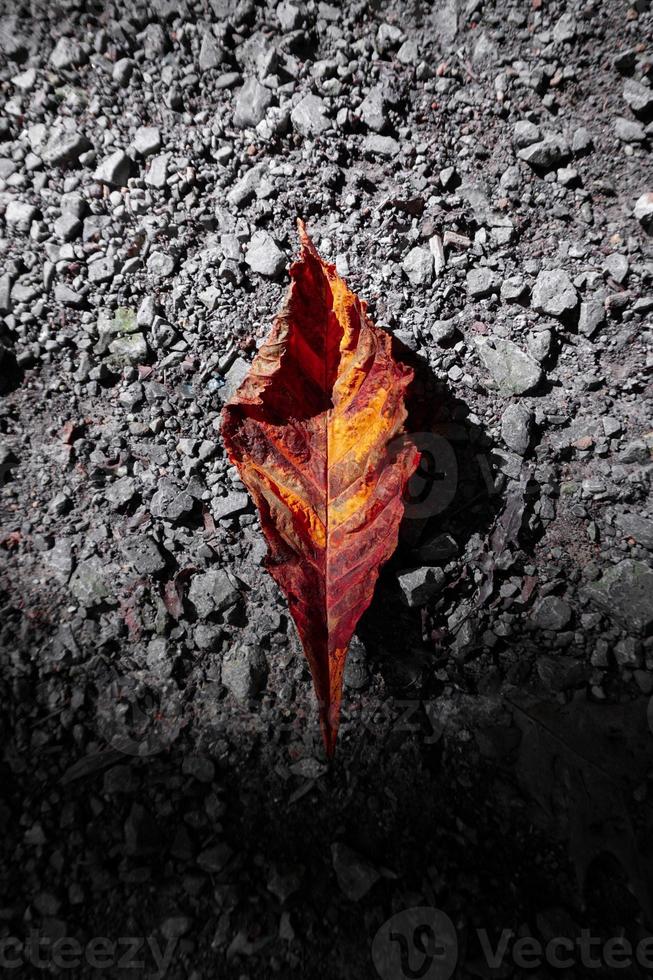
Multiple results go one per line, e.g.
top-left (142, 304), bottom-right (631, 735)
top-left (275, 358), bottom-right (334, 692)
top-left (358, 86), bottom-right (386, 133)
top-left (46, 538), bottom-right (75, 583)
top-left (106, 475), bottom-right (137, 510)
top-left (69, 559), bottom-right (111, 606)
top-left (5, 200), bottom-right (37, 229)
top-left (578, 300), bottom-right (605, 338)
top-left (582, 560), bottom-right (653, 635)
top-left (397, 38), bottom-right (419, 64)
top-left (623, 78), bottom-right (653, 116)
top-left (150, 479), bottom-right (194, 522)
top-left (145, 154), bottom-right (168, 189)
top-left (199, 33), bottom-right (223, 71)
top-left (376, 23), bottom-right (403, 54)
top-left (133, 126), bottom-right (161, 156)
top-left (476, 337), bottom-right (542, 395)
top-left (396, 566), bottom-right (445, 607)
top-left (501, 403), bottom-right (533, 455)
top-left (221, 357), bottom-right (250, 400)
top-left (616, 514), bottom-right (653, 550)
top-left (363, 134), bottom-right (400, 157)
top-left (142, 23), bottom-right (168, 61)
top-left (137, 296), bottom-right (156, 327)
top-left (633, 193), bottom-right (653, 234)
top-left (0, 274), bottom-right (11, 314)
top-left (94, 150), bottom-right (131, 186)
top-left (147, 251), bottom-right (175, 277)
top-left (501, 276), bottom-right (528, 303)
top-left (531, 595), bottom-right (572, 630)
top-left (54, 213), bottom-right (81, 241)
top-left (197, 843), bottom-right (232, 872)
top-left (245, 230), bottom-right (285, 278)
top-left (571, 127), bottom-right (593, 154)
top-left (557, 166), bottom-right (578, 187)
top-left (88, 255), bottom-right (117, 284)
top-left (61, 193), bottom-right (86, 218)
top-left (603, 252), bottom-right (628, 283)
top-left (11, 281), bottom-right (40, 304)
top-left (467, 267), bottom-right (498, 299)
top-left (0, 159), bottom-right (16, 180)
top-left (227, 162), bottom-right (266, 207)
top-left (212, 491), bottom-right (249, 521)
top-left (614, 117), bottom-right (645, 143)
top-left (527, 328), bottom-right (552, 363)
top-left (291, 94), bottom-right (329, 136)
top-left (222, 643), bottom-right (267, 701)
top-left (113, 58), bottom-right (133, 85)
top-left (429, 234), bottom-right (445, 275)
top-left (188, 568), bottom-right (239, 618)
top-left (199, 286), bottom-right (220, 311)
top-left (518, 136), bottom-right (569, 170)
top-left (43, 129), bottom-right (91, 167)
top-left (614, 637), bottom-right (640, 668)
top-left (233, 78), bottom-right (273, 128)
top-left (552, 12), bottom-right (576, 42)
top-left (402, 246), bottom-right (433, 286)
top-left (602, 417), bottom-right (622, 438)
top-left (277, 1), bottom-right (302, 31)
top-left (194, 624), bottom-right (222, 651)
top-left (54, 284), bottom-right (83, 306)
top-left (12, 67), bottom-right (36, 90)
top-left (50, 36), bottom-right (85, 70)
top-left (430, 318), bottom-right (457, 344)
top-left (513, 120), bottom-right (541, 148)
top-left (531, 269), bottom-right (577, 316)
top-left (145, 638), bottom-right (172, 678)
top-left (344, 636), bottom-right (369, 691)
top-left (331, 843), bottom-right (380, 901)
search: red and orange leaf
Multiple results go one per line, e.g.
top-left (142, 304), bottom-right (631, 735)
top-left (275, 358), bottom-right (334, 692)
top-left (222, 221), bottom-right (419, 756)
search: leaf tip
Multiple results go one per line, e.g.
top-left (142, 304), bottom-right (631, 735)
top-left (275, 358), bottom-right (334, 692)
top-left (296, 218), bottom-right (321, 262)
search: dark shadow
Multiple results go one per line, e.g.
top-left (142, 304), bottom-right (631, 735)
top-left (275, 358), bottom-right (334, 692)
top-left (0, 347), bottom-right (23, 396)
top-left (357, 339), bottom-right (500, 699)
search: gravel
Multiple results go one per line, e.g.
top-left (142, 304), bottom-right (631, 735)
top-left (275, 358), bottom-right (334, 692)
top-left (1, 0), bottom-right (652, 974)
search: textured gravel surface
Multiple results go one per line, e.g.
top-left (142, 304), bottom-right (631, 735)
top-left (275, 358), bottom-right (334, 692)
top-left (1, 0), bottom-right (652, 977)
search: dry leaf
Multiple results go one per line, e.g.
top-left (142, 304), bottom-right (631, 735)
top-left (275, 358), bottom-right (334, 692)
top-left (222, 221), bottom-right (418, 755)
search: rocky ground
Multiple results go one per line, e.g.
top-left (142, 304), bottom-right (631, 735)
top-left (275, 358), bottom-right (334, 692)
top-left (1, 0), bottom-right (653, 977)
